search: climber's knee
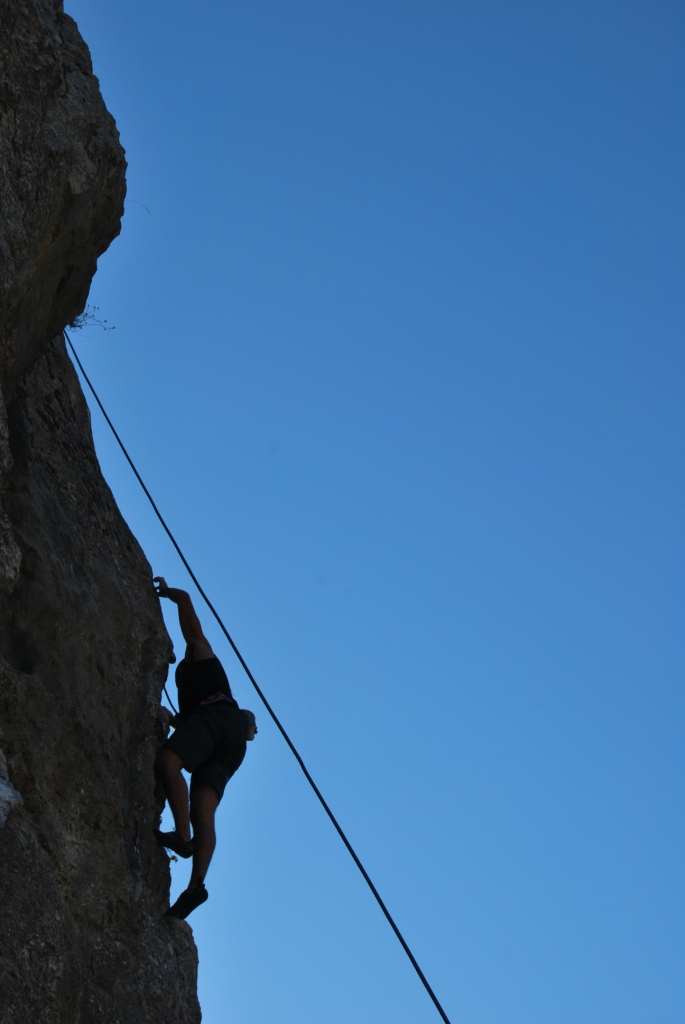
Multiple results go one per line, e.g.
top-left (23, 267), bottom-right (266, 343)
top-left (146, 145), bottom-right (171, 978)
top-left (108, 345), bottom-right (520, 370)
top-left (189, 780), bottom-right (219, 826)
top-left (155, 746), bottom-right (185, 774)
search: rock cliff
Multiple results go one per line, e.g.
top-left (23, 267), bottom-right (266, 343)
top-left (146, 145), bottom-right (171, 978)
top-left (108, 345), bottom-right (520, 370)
top-left (0, 3), bottom-right (201, 1021)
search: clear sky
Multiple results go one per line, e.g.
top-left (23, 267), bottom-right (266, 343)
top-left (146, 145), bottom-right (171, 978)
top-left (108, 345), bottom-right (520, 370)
top-left (63, 2), bottom-right (684, 1022)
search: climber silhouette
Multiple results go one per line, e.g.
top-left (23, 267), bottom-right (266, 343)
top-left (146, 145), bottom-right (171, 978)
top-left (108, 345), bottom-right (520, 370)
top-left (154, 577), bottom-right (257, 920)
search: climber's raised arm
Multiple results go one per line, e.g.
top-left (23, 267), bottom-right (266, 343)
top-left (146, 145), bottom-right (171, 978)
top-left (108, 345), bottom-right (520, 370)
top-left (154, 577), bottom-right (214, 661)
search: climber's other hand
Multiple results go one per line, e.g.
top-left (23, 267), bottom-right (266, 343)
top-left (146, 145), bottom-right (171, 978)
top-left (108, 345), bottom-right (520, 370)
top-left (160, 706), bottom-right (179, 729)
top-left (154, 576), bottom-right (169, 597)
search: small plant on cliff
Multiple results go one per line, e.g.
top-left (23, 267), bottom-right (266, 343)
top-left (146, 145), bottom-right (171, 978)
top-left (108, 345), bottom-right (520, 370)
top-left (68, 305), bottom-right (115, 331)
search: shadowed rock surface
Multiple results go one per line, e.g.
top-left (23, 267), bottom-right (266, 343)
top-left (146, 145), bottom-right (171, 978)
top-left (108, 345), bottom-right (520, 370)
top-left (0, 2), bottom-right (201, 1021)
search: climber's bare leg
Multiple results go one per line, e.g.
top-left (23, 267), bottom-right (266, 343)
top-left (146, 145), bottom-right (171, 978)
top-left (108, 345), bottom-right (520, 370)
top-left (188, 781), bottom-right (220, 890)
top-left (155, 747), bottom-right (191, 842)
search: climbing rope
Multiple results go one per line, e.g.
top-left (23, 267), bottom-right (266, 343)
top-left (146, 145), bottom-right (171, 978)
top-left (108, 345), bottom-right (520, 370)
top-left (163, 684), bottom-right (178, 715)
top-left (64, 330), bottom-right (453, 1024)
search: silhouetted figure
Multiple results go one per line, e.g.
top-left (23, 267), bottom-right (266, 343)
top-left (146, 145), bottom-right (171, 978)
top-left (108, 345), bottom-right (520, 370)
top-left (154, 577), bottom-right (256, 920)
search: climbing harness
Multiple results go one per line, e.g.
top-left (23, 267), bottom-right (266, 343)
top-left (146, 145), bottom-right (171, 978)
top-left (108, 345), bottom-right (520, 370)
top-left (64, 330), bottom-right (453, 1024)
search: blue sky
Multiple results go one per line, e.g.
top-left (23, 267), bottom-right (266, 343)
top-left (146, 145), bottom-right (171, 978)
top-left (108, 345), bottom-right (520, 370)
top-left (64, 2), bottom-right (685, 1021)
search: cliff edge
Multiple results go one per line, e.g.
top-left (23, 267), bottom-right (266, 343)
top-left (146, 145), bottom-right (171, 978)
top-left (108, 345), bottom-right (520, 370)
top-left (0, 3), bottom-right (201, 1021)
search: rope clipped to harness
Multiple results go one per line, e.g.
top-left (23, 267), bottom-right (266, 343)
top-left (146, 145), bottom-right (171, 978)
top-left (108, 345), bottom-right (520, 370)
top-left (64, 330), bottom-right (453, 1024)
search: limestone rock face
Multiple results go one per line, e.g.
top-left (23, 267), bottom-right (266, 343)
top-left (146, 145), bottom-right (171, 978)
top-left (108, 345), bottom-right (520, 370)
top-left (0, 0), bottom-right (126, 390)
top-left (0, 3), bottom-right (201, 1022)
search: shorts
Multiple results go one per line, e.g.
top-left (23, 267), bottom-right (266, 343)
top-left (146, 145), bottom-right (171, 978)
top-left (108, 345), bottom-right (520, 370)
top-left (164, 703), bottom-right (247, 801)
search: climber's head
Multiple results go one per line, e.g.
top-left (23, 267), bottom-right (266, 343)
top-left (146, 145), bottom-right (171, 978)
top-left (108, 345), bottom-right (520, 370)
top-left (162, 650), bottom-right (176, 682)
top-left (242, 709), bottom-right (257, 742)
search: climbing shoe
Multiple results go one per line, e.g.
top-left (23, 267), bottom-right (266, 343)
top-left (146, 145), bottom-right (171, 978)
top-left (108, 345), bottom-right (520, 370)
top-left (154, 830), bottom-right (194, 859)
top-left (165, 884), bottom-right (208, 920)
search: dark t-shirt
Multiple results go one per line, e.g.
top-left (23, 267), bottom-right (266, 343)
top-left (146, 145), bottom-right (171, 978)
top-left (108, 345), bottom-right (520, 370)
top-left (176, 655), bottom-right (236, 719)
